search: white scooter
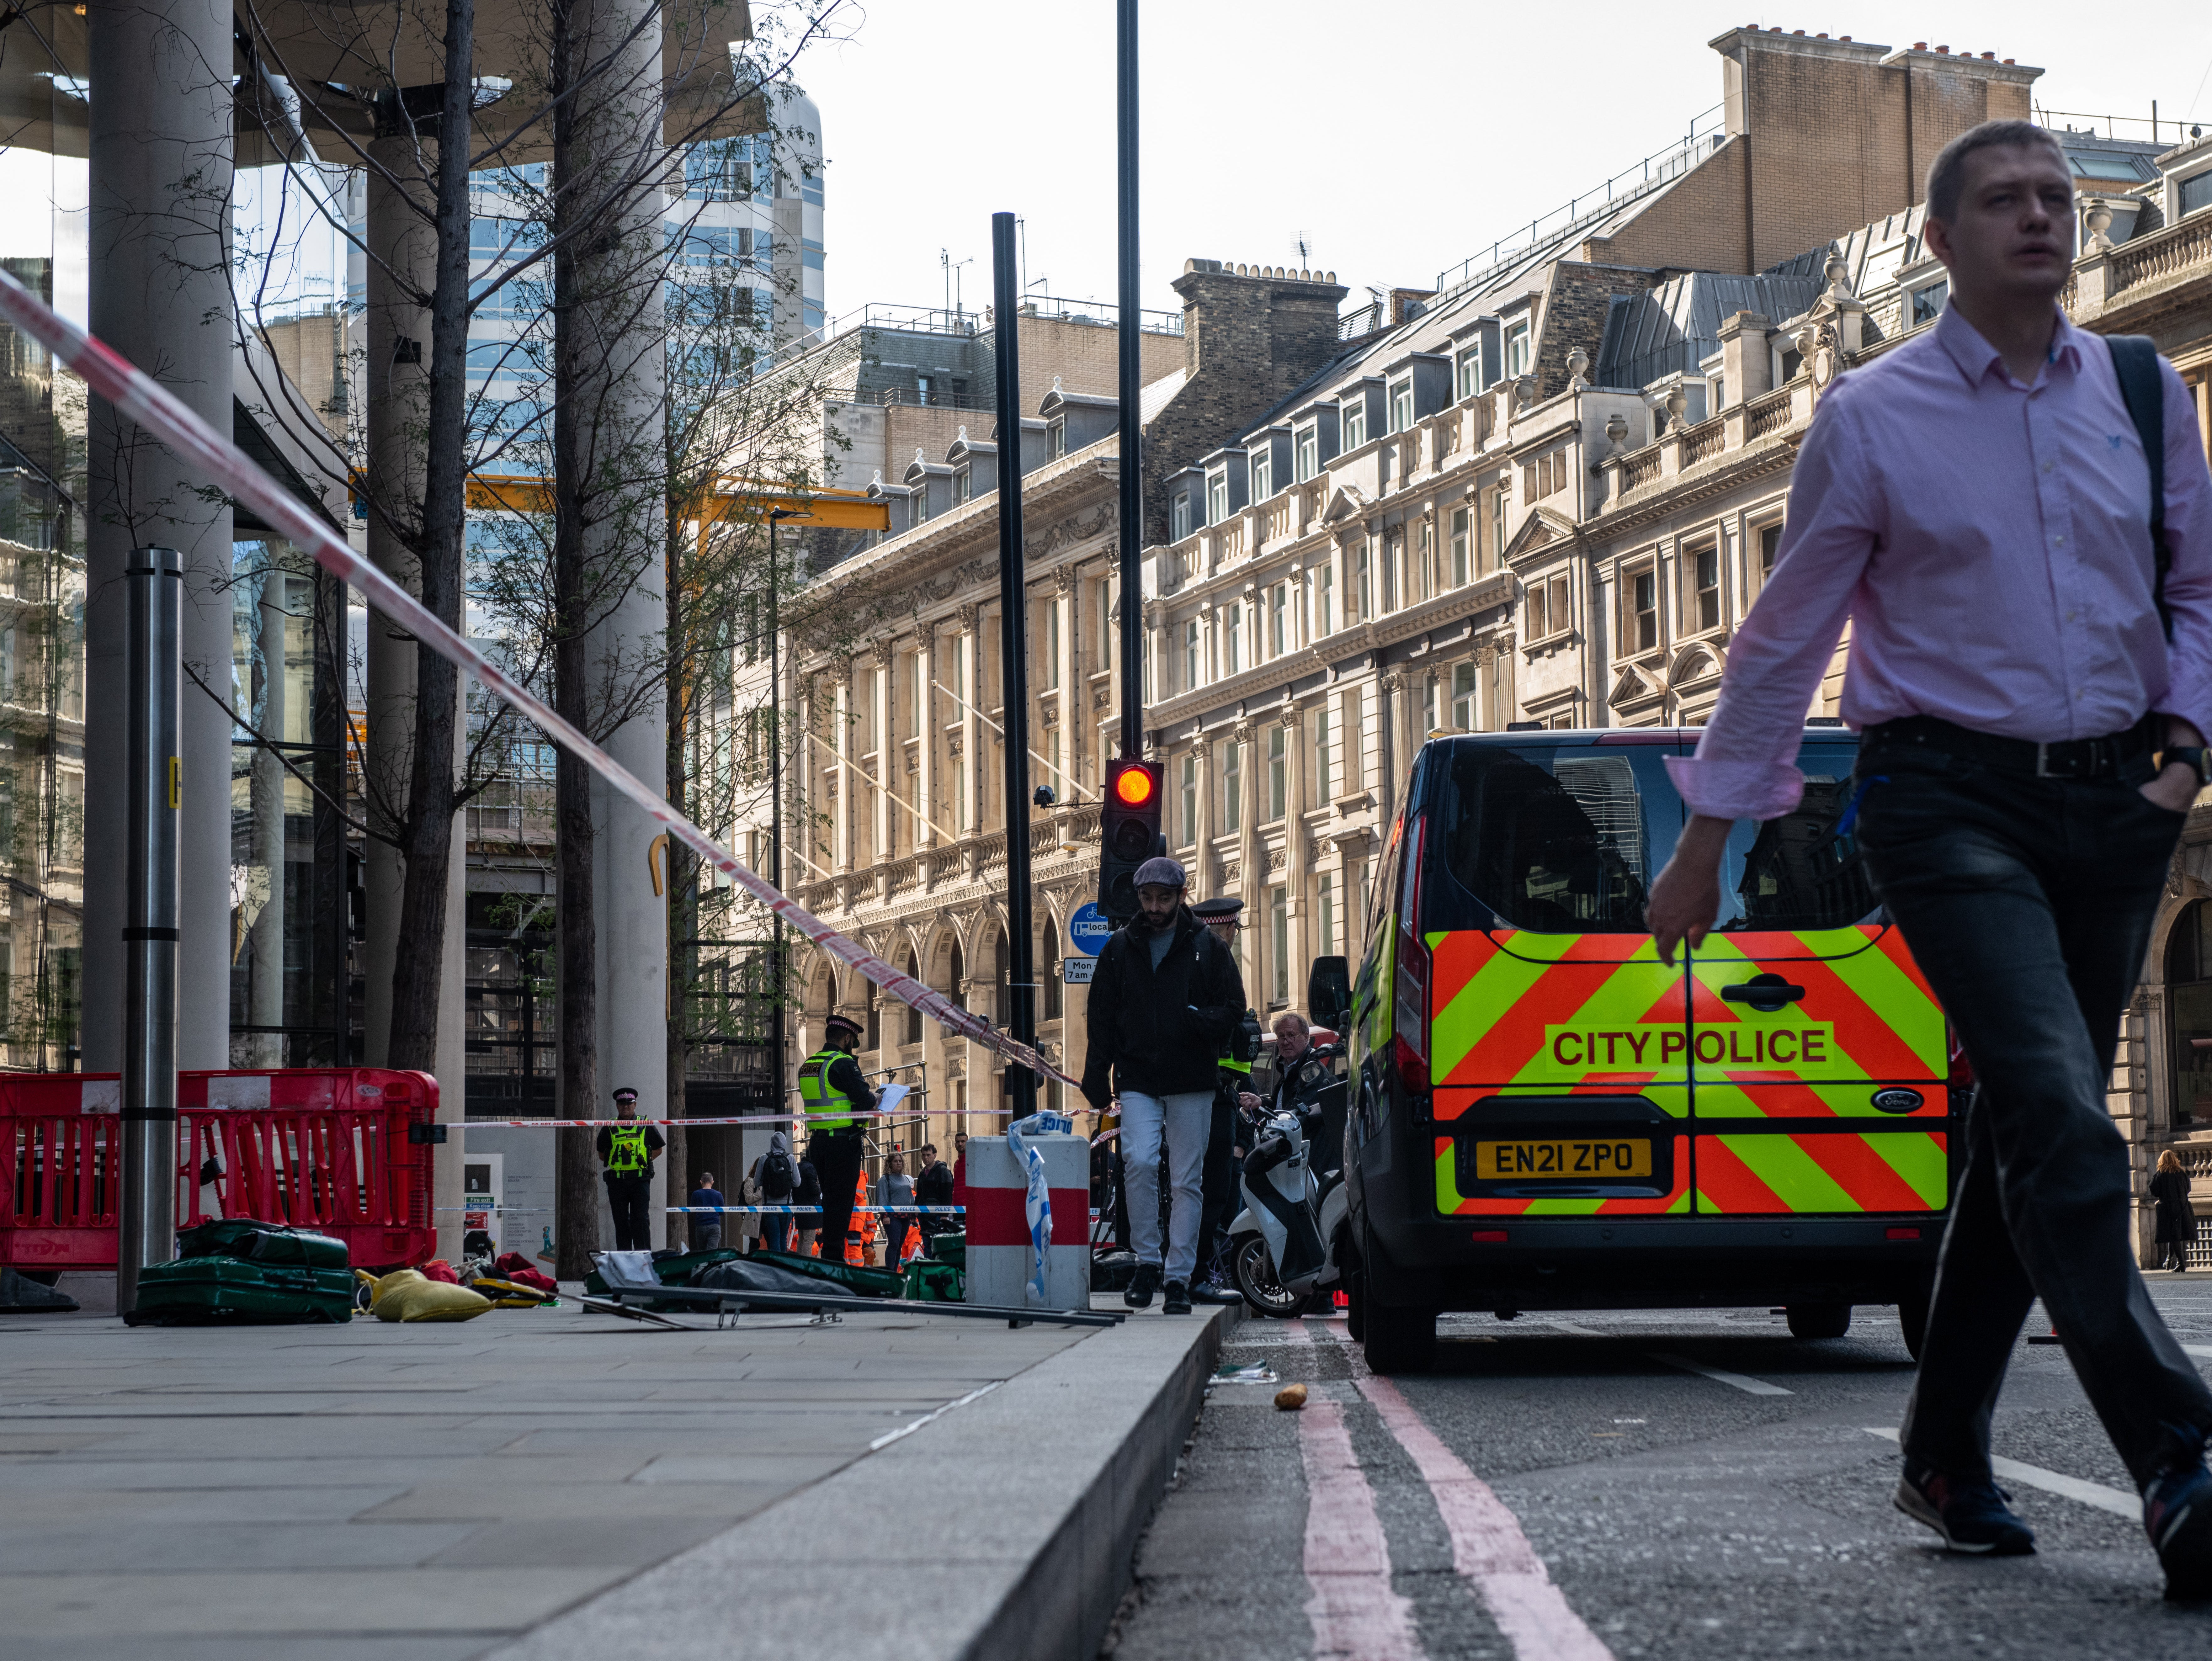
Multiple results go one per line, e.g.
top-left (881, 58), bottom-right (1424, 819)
top-left (1226, 1045), bottom-right (1350, 1318)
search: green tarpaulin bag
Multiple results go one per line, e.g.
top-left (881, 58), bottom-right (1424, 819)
top-left (176, 1219), bottom-right (349, 1271)
top-left (125, 1256), bottom-right (356, 1325)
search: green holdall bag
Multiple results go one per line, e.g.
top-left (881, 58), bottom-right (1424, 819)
top-left (125, 1257), bottom-right (356, 1325)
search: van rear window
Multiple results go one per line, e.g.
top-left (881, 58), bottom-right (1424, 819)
top-left (1427, 739), bottom-right (1876, 935)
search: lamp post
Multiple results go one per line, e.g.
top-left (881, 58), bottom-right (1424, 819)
top-left (991, 213), bottom-right (1038, 1124)
top-left (1116, 0), bottom-right (1143, 760)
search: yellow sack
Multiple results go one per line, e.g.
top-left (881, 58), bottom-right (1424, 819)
top-left (470, 1277), bottom-right (553, 1308)
top-left (359, 1268), bottom-right (493, 1323)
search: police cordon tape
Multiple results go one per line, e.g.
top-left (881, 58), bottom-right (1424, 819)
top-left (0, 267), bottom-right (1082, 1096)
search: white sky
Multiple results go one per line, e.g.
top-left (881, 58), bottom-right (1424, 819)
top-left (794, 0), bottom-right (2212, 324)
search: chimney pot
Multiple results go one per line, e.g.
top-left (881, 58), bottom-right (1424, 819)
top-left (1840, 33), bottom-right (1851, 40)
top-left (1816, 31), bottom-right (1827, 38)
top-left (1913, 40), bottom-right (1927, 49)
top-left (1793, 28), bottom-right (1805, 35)
top-left (1936, 44), bottom-right (1949, 53)
top-left (2003, 56), bottom-right (2014, 63)
top-left (1980, 50), bottom-right (1994, 59)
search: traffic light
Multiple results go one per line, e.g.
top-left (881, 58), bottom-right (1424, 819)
top-left (1097, 759), bottom-right (1164, 924)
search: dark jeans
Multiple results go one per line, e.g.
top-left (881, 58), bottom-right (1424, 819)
top-left (806, 1129), bottom-right (866, 1259)
top-left (604, 1173), bottom-right (653, 1251)
top-left (1196, 1099), bottom-right (1237, 1280)
top-left (1856, 742), bottom-right (2212, 1487)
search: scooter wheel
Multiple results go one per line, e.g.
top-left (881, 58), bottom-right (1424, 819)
top-left (1231, 1235), bottom-right (1307, 1319)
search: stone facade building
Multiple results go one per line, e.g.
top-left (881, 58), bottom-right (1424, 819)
top-left (748, 24), bottom-right (2212, 1259)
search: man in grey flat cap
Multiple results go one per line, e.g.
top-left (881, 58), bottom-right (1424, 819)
top-left (1082, 856), bottom-right (1246, 1314)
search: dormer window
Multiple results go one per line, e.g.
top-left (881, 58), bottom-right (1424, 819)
top-left (1172, 490), bottom-right (1193, 540)
top-left (1503, 321), bottom-right (1531, 380)
top-left (1207, 472), bottom-right (1229, 524)
top-left (1911, 279), bottom-right (1949, 326)
top-left (1341, 399), bottom-right (1367, 451)
top-left (954, 470), bottom-right (973, 504)
top-left (1295, 425), bottom-right (1318, 481)
top-left (1048, 420), bottom-right (1067, 460)
top-left (1388, 378), bottom-right (1414, 433)
top-left (2184, 168), bottom-right (2212, 218)
top-left (1455, 344), bottom-right (1483, 401)
top-left (1251, 447), bottom-right (1273, 501)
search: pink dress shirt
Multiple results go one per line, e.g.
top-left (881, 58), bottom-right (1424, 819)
top-left (1668, 305), bottom-right (2212, 821)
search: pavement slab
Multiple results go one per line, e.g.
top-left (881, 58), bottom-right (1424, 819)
top-left (0, 1287), bottom-right (1103, 1652)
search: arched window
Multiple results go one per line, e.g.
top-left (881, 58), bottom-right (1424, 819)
top-left (864, 974), bottom-right (880, 1051)
top-left (947, 939), bottom-right (966, 1011)
top-left (1041, 923), bottom-right (1061, 1020)
top-left (996, 926), bottom-right (1013, 1027)
top-left (2167, 899), bottom-right (2212, 1128)
top-left (904, 951), bottom-right (923, 1045)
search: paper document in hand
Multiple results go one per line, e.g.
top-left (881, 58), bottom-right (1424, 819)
top-left (875, 1083), bottom-right (911, 1116)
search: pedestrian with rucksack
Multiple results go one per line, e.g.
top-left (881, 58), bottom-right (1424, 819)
top-left (756, 1130), bottom-right (800, 1254)
top-left (1647, 119), bottom-right (2212, 1597)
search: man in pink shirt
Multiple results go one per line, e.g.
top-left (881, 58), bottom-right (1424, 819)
top-left (1650, 120), bottom-right (2212, 1599)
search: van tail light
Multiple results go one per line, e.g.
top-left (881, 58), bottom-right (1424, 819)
top-left (1947, 1024), bottom-right (1973, 1090)
top-left (1393, 817), bottom-right (1431, 1102)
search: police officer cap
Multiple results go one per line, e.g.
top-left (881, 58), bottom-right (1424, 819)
top-left (611, 1086), bottom-right (639, 1103)
top-left (1190, 896), bottom-right (1244, 919)
top-left (1134, 856), bottom-right (1187, 890)
top-left (823, 1013), bottom-right (864, 1040)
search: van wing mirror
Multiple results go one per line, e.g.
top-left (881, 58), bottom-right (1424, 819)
top-left (1307, 956), bottom-right (1351, 1032)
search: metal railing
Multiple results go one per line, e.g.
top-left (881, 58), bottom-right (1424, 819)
top-left (877, 385), bottom-right (995, 411)
top-left (1432, 104), bottom-right (1728, 301)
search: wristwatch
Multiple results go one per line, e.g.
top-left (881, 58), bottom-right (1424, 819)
top-left (2159, 746), bottom-right (2212, 787)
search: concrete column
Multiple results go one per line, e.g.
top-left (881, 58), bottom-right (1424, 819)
top-left (83, 0), bottom-right (234, 1070)
top-left (571, 0), bottom-right (671, 1247)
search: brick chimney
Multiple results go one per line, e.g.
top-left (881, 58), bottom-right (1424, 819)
top-left (1140, 260), bottom-right (1349, 545)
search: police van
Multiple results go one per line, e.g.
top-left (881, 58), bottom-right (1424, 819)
top-left (1337, 727), bottom-right (1954, 1374)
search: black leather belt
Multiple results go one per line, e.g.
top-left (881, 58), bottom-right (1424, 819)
top-left (1861, 713), bottom-right (2154, 780)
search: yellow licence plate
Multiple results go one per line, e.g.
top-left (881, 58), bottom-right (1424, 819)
top-left (1475, 1138), bottom-right (1653, 1180)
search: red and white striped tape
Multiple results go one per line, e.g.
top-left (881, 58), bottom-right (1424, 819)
top-left (0, 268), bottom-right (1078, 1092)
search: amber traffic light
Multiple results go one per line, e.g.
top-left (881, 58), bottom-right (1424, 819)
top-left (1098, 759), bottom-right (1165, 924)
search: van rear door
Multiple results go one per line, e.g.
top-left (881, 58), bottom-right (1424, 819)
top-left (1424, 736), bottom-right (1691, 1218)
top-left (1684, 740), bottom-right (1949, 1218)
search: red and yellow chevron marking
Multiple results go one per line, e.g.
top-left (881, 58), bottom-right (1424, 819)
top-left (1692, 1131), bottom-right (1948, 1214)
top-left (1686, 929), bottom-right (1944, 1119)
top-left (1429, 931), bottom-right (1687, 1105)
top-left (1434, 1134), bottom-right (1693, 1216)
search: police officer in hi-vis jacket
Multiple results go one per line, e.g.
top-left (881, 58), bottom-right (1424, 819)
top-left (596, 1087), bottom-right (664, 1251)
top-left (799, 1014), bottom-right (877, 1265)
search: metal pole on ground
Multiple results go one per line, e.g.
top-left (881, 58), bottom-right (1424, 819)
top-left (1116, 0), bottom-right (1144, 761)
top-left (118, 548), bottom-right (182, 1316)
top-left (991, 211), bottom-right (1038, 1125)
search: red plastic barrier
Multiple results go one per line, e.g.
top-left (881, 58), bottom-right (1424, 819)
top-left (0, 1069), bottom-right (439, 1271)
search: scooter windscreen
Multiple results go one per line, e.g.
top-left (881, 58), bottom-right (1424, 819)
top-left (1245, 1127), bottom-right (1296, 1177)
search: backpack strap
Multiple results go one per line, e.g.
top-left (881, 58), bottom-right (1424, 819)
top-left (2108, 335), bottom-right (2171, 640)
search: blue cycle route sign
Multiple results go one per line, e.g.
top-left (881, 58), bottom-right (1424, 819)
top-left (1068, 902), bottom-right (1113, 957)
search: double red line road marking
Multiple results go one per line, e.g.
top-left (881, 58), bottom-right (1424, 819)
top-left (1280, 1319), bottom-right (1613, 1661)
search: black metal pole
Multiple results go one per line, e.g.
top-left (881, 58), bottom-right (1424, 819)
top-left (768, 541), bottom-right (785, 1124)
top-left (1116, 0), bottom-right (1143, 759)
top-left (118, 547), bottom-right (181, 1316)
top-left (992, 211), bottom-right (1038, 1123)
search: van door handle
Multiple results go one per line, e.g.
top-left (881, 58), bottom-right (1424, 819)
top-left (1721, 975), bottom-right (1805, 1012)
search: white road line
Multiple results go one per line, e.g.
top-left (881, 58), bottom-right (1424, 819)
top-left (1863, 1427), bottom-right (2139, 1519)
top-left (1646, 1351), bottom-right (1794, 1396)
top-left (1316, 1324), bottom-right (1615, 1661)
top-left (1282, 1323), bottom-right (1428, 1661)
top-left (866, 1380), bottom-right (1001, 1451)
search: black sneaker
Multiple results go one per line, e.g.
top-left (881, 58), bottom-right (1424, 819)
top-left (1191, 1280), bottom-right (1244, 1305)
top-left (2144, 1433), bottom-right (2212, 1600)
top-left (1894, 1459), bottom-right (2036, 1555)
top-left (1162, 1279), bottom-right (1193, 1315)
top-left (1124, 1262), bottom-right (1161, 1309)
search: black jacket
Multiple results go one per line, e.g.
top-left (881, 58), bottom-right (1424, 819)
top-left (1082, 907), bottom-right (1247, 1106)
top-left (915, 1160), bottom-right (955, 1206)
top-left (2153, 1168), bottom-right (2199, 1244)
